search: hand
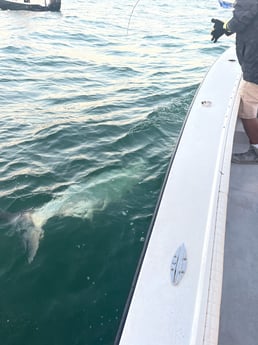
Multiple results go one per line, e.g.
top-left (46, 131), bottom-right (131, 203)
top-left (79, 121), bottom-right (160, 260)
top-left (211, 18), bottom-right (225, 43)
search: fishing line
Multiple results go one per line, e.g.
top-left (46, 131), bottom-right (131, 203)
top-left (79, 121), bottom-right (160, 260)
top-left (127, 0), bottom-right (231, 34)
top-left (127, 0), bottom-right (142, 35)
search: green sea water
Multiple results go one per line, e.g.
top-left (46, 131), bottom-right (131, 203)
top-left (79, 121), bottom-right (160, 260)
top-left (0, 0), bottom-right (234, 344)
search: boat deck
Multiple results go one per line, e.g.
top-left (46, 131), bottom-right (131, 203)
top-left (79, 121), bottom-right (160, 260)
top-left (219, 121), bottom-right (258, 345)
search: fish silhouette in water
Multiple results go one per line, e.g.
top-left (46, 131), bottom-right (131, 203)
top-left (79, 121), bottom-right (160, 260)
top-left (0, 210), bottom-right (44, 264)
top-left (1, 160), bottom-right (144, 263)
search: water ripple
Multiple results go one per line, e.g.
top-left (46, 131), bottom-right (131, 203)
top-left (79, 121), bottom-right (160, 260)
top-left (0, 1), bottom-right (234, 344)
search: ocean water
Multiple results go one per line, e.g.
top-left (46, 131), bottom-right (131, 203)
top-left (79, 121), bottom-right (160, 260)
top-left (0, 1), bottom-right (234, 344)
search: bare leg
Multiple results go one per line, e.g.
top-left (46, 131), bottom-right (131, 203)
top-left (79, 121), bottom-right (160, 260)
top-left (241, 118), bottom-right (258, 144)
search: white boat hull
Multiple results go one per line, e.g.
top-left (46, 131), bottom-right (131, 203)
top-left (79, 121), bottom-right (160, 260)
top-left (116, 47), bottom-right (242, 345)
top-left (0, 0), bottom-right (61, 11)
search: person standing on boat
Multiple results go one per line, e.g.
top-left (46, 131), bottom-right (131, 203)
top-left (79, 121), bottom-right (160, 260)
top-left (211, 0), bottom-right (258, 164)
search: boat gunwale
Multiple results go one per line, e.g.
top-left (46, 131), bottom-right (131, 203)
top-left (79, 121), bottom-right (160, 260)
top-left (115, 47), bottom-right (242, 345)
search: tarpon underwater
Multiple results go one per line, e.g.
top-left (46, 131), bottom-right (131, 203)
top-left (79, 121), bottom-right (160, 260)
top-left (0, 210), bottom-right (44, 263)
top-left (0, 160), bottom-right (144, 263)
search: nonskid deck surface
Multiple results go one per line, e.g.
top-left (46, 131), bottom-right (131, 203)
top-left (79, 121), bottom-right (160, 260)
top-left (219, 121), bottom-right (258, 345)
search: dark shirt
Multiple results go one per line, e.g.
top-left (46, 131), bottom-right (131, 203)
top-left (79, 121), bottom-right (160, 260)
top-left (227, 0), bottom-right (258, 84)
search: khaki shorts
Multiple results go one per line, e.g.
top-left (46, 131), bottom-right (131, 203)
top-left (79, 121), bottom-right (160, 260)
top-left (238, 80), bottom-right (258, 119)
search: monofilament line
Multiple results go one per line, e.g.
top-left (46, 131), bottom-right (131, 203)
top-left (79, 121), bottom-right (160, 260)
top-left (127, 0), bottom-right (141, 35)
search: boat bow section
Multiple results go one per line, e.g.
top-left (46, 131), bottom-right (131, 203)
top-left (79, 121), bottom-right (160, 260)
top-left (116, 47), bottom-right (242, 345)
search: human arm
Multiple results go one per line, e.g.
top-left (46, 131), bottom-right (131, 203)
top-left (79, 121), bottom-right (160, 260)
top-left (226, 0), bottom-right (258, 33)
